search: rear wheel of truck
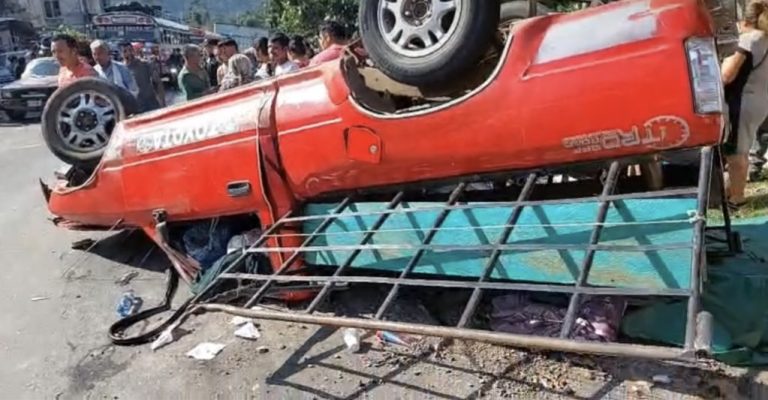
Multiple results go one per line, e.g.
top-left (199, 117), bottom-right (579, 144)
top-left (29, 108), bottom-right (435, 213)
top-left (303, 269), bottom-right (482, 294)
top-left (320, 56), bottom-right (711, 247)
top-left (360, 0), bottom-right (501, 87)
top-left (41, 77), bottom-right (138, 168)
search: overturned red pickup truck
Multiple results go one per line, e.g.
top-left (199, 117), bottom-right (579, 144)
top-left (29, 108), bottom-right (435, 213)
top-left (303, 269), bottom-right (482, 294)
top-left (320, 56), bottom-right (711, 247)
top-left (42, 0), bottom-right (724, 287)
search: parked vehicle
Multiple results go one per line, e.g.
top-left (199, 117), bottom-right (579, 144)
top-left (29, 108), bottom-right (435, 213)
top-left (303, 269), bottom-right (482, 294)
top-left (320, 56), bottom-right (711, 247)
top-left (40, 0), bottom-right (724, 289)
top-left (0, 57), bottom-right (59, 121)
top-left (0, 66), bottom-right (14, 85)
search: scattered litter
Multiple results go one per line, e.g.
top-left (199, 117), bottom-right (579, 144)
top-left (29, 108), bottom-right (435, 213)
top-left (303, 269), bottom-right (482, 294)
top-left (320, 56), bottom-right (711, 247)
top-left (376, 331), bottom-right (413, 347)
top-left (115, 271), bottom-right (139, 286)
top-left (652, 375), bottom-right (672, 385)
top-left (30, 296), bottom-right (49, 302)
top-left (151, 327), bottom-right (176, 351)
top-left (186, 343), bottom-right (226, 360)
top-left (256, 346), bottom-right (269, 354)
top-left (230, 316), bottom-right (253, 326)
top-left (71, 239), bottom-right (96, 250)
top-left (234, 322), bottom-right (261, 340)
top-left (490, 294), bottom-right (626, 341)
top-left (116, 291), bottom-right (143, 318)
top-left (343, 328), bottom-right (362, 353)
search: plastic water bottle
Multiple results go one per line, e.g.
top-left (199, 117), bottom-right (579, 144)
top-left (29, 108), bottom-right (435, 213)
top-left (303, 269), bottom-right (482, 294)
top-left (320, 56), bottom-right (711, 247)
top-left (343, 328), bottom-right (362, 353)
top-left (116, 291), bottom-right (142, 318)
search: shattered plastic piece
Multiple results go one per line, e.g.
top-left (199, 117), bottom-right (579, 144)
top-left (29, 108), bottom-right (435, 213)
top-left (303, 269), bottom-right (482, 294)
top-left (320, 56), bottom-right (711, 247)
top-left (230, 316), bottom-right (252, 326)
top-left (652, 375), bottom-right (672, 384)
top-left (151, 327), bottom-right (175, 351)
top-left (234, 322), bottom-right (261, 340)
top-left (186, 342), bottom-right (225, 360)
top-left (116, 291), bottom-right (143, 318)
top-left (376, 331), bottom-right (413, 347)
top-left (343, 328), bottom-right (362, 353)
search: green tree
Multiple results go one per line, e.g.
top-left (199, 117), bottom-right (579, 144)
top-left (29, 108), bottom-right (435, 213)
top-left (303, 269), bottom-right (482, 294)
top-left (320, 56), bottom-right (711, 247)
top-left (186, 0), bottom-right (211, 28)
top-left (234, 10), bottom-right (266, 28)
top-left (263, 0), bottom-right (359, 38)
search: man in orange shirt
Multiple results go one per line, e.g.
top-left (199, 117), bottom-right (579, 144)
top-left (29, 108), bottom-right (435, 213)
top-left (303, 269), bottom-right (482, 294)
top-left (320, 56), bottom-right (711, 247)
top-left (52, 34), bottom-right (97, 87)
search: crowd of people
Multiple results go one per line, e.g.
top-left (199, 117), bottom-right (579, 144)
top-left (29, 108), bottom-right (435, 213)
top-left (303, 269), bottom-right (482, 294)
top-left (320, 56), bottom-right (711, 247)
top-left (177, 20), bottom-right (349, 100)
top-left (48, 20), bottom-right (349, 111)
top-left (52, 33), bottom-right (166, 113)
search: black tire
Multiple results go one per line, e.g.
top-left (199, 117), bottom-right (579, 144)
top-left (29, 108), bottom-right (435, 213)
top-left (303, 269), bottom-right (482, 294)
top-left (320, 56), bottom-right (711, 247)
top-left (41, 77), bottom-right (138, 167)
top-left (360, 0), bottom-right (501, 87)
top-left (500, 0), bottom-right (552, 22)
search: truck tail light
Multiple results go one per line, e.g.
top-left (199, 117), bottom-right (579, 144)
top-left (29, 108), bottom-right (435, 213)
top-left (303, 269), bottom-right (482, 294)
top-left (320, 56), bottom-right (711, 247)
top-left (685, 37), bottom-right (724, 114)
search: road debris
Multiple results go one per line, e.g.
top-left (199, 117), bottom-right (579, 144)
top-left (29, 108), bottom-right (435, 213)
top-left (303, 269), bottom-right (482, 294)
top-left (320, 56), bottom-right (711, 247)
top-left (114, 271), bottom-right (139, 286)
top-left (116, 291), bottom-right (142, 318)
top-left (234, 323), bottom-right (261, 340)
top-left (230, 316), bottom-right (252, 326)
top-left (376, 331), bottom-right (414, 347)
top-left (256, 346), bottom-right (269, 354)
top-left (151, 327), bottom-right (176, 351)
top-left (71, 238), bottom-right (95, 250)
top-left (30, 296), bottom-right (49, 302)
top-left (652, 374), bottom-right (672, 384)
top-left (343, 328), bottom-right (362, 353)
top-left (186, 342), bottom-right (225, 360)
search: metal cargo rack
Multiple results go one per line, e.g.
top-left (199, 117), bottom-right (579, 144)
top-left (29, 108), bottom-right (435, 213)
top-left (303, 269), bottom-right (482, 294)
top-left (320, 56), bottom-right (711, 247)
top-left (189, 146), bottom-right (738, 361)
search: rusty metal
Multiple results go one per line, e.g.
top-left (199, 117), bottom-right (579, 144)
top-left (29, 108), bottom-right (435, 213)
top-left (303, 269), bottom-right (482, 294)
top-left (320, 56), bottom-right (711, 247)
top-left (187, 147), bottom-right (724, 361)
top-left (560, 161), bottom-right (622, 338)
top-left (197, 304), bottom-right (693, 361)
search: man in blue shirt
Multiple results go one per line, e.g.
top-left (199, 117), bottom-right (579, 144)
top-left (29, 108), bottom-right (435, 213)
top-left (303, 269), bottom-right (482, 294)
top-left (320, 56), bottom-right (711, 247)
top-left (90, 40), bottom-right (139, 98)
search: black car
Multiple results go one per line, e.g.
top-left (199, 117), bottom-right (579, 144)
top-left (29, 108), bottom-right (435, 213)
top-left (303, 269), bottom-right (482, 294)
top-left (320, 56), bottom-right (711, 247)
top-left (0, 57), bottom-right (59, 121)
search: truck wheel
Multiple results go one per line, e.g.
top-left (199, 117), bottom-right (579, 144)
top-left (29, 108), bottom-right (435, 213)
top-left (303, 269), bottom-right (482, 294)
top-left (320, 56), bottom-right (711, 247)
top-left (41, 77), bottom-right (138, 167)
top-left (360, 0), bottom-right (501, 87)
top-left (500, 0), bottom-right (552, 23)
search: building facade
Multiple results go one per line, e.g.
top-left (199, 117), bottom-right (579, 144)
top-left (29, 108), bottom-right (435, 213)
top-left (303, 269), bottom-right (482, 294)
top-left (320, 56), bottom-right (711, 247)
top-left (13, 0), bottom-right (106, 30)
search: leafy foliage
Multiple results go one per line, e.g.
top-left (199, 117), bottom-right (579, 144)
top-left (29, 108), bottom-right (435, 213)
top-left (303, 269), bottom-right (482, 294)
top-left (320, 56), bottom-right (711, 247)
top-left (262, 0), bottom-right (359, 37)
top-left (186, 0), bottom-right (212, 28)
top-left (233, 10), bottom-right (267, 28)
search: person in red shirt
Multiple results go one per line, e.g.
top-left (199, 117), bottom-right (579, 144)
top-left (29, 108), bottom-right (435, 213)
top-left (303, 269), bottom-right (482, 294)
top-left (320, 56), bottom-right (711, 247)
top-left (52, 34), bottom-right (97, 87)
top-left (309, 21), bottom-right (348, 67)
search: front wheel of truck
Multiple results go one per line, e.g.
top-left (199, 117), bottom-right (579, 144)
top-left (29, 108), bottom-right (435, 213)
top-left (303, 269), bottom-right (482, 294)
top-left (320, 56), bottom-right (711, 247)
top-left (41, 77), bottom-right (138, 168)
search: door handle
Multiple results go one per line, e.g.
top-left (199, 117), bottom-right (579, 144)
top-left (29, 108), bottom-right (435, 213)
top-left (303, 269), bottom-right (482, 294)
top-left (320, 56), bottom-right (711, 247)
top-left (227, 181), bottom-right (252, 198)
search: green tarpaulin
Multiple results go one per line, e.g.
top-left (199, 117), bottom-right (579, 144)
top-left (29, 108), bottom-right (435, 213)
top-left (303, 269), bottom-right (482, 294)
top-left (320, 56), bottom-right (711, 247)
top-left (622, 218), bottom-right (768, 366)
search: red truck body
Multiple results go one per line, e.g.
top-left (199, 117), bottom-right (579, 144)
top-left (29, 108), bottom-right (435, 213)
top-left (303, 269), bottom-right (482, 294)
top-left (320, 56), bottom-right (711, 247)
top-left (45, 0), bottom-right (724, 283)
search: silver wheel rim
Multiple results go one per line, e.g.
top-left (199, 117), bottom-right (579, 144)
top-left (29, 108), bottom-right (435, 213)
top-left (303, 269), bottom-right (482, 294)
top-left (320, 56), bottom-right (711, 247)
top-left (56, 91), bottom-right (117, 153)
top-left (377, 0), bottom-right (463, 58)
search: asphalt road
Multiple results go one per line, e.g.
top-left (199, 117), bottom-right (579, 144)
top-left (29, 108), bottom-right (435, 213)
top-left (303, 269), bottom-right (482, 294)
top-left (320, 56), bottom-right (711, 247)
top-left (0, 111), bottom-right (762, 399)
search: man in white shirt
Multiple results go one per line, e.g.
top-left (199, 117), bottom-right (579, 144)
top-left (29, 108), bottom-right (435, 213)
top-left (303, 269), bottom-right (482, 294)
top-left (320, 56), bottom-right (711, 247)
top-left (90, 40), bottom-right (139, 97)
top-left (269, 33), bottom-right (299, 76)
